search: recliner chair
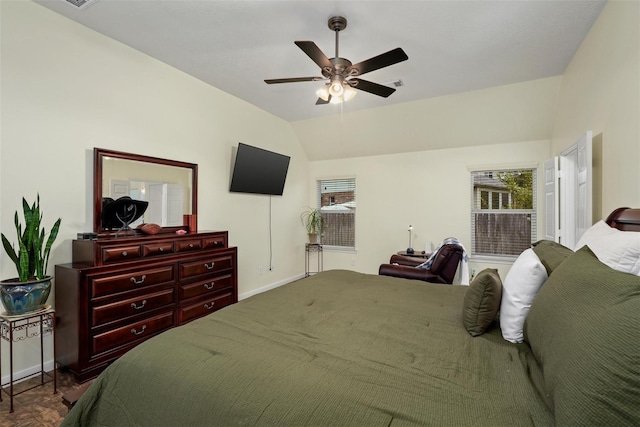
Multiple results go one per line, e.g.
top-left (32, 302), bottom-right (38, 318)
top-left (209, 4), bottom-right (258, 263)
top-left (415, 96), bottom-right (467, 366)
top-left (378, 244), bottom-right (464, 284)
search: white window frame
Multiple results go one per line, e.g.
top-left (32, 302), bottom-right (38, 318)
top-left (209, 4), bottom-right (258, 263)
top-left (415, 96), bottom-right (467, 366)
top-left (316, 178), bottom-right (356, 252)
top-left (470, 168), bottom-right (537, 262)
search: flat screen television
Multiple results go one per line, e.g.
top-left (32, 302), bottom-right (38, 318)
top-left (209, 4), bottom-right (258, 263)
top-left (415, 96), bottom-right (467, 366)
top-left (229, 143), bottom-right (291, 196)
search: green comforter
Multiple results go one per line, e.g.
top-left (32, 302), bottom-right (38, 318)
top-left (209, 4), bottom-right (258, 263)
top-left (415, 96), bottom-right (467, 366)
top-left (62, 270), bottom-right (552, 426)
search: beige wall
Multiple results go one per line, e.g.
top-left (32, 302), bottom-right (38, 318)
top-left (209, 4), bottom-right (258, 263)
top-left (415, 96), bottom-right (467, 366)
top-left (309, 140), bottom-right (550, 280)
top-left (551, 0), bottom-right (640, 218)
top-left (300, 78), bottom-right (560, 279)
top-left (1, 1), bottom-right (308, 376)
top-left (293, 76), bottom-right (561, 161)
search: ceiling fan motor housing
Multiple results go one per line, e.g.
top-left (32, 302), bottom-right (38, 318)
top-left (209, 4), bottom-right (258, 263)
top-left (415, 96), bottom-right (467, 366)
top-left (328, 16), bottom-right (347, 32)
top-left (324, 57), bottom-right (352, 78)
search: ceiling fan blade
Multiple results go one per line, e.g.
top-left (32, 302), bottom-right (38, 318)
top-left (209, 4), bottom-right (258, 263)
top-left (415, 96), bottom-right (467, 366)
top-left (347, 47), bottom-right (408, 76)
top-left (295, 41), bottom-right (333, 70)
top-left (350, 78), bottom-right (396, 98)
top-left (264, 77), bottom-right (324, 84)
top-left (315, 96), bottom-right (330, 105)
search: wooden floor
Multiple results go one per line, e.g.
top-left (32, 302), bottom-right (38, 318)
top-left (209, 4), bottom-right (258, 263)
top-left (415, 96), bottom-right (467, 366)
top-left (0, 370), bottom-right (88, 427)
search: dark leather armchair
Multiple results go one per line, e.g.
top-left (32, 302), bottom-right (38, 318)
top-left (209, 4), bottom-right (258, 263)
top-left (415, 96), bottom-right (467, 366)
top-left (378, 244), bottom-right (464, 284)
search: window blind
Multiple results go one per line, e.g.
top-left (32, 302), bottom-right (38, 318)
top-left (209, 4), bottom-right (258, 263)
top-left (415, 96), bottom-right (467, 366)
top-left (316, 178), bottom-right (356, 248)
top-left (470, 169), bottom-right (536, 257)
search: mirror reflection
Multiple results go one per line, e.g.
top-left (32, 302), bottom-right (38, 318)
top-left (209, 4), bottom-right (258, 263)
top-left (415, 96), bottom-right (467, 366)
top-left (102, 157), bottom-right (193, 228)
top-left (94, 148), bottom-right (197, 233)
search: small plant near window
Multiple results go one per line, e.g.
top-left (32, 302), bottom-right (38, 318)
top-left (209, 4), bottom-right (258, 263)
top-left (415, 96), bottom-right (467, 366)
top-left (301, 208), bottom-right (323, 243)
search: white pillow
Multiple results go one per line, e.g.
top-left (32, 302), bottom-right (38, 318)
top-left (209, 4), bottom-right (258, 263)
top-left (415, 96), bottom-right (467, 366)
top-left (500, 248), bottom-right (548, 343)
top-left (575, 220), bottom-right (640, 275)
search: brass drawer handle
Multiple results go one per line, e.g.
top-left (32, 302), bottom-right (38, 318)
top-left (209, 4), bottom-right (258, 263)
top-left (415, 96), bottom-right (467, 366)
top-left (189, 243), bottom-right (194, 248)
top-left (204, 262), bottom-right (215, 270)
top-left (122, 251), bottom-right (128, 257)
top-left (130, 275), bottom-right (146, 285)
top-left (204, 302), bottom-right (215, 310)
top-left (159, 247), bottom-right (164, 252)
top-left (204, 282), bottom-right (215, 290)
top-left (131, 325), bottom-right (147, 336)
top-left (131, 300), bottom-right (147, 310)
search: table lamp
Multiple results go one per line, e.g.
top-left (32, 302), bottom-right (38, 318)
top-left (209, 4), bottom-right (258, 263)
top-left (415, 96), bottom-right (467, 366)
top-left (407, 225), bottom-right (414, 254)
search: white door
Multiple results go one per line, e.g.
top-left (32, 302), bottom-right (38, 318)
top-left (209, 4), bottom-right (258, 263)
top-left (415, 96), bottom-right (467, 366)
top-left (560, 149), bottom-right (577, 248)
top-left (165, 184), bottom-right (184, 226)
top-left (546, 131), bottom-right (593, 249)
top-left (575, 131), bottom-right (593, 242)
top-left (110, 179), bottom-right (129, 200)
top-left (147, 183), bottom-right (165, 225)
top-left (543, 157), bottom-right (559, 242)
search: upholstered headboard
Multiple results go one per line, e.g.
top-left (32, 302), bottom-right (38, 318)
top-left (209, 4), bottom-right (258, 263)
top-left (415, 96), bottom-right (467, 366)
top-left (605, 207), bottom-right (640, 231)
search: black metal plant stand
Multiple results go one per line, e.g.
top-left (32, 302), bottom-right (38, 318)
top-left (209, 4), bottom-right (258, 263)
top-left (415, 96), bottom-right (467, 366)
top-left (0, 308), bottom-right (57, 413)
top-left (305, 243), bottom-right (323, 277)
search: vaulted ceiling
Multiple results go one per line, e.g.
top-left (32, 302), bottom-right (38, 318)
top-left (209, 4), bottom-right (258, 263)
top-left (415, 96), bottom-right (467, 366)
top-left (36, 0), bottom-right (606, 124)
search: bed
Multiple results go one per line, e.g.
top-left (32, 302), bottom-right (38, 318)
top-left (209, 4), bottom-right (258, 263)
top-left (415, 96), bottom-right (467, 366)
top-left (61, 208), bottom-right (640, 427)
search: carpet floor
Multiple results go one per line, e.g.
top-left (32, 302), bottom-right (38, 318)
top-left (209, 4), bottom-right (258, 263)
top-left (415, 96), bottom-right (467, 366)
top-left (0, 370), bottom-right (89, 427)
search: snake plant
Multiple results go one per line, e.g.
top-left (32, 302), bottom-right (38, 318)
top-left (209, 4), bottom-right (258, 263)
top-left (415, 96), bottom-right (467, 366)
top-left (1, 195), bottom-right (61, 282)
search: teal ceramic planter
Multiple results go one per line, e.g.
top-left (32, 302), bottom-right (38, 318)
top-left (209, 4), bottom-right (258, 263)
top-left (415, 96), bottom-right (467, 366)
top-left (0, 276), bottom-right (52, 316)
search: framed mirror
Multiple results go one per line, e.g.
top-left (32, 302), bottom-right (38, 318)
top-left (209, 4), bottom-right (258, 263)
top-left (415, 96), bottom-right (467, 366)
top-left (94, 148), bottom-right (198, 234)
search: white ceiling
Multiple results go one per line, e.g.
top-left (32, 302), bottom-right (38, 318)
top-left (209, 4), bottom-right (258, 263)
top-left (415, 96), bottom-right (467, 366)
top-left (35, 0), bottom-right (606, 123)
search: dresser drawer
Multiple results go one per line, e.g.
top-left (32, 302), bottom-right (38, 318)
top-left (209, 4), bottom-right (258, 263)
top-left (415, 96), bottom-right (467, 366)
top-left (91, 265), bottom-right (175, 298)
top-left (178, 292), bottom-right (234, 324)
top-left (175, 239), bottom-right (202, 252)
top-left (179, 274), bottom-right (232, 300)
top-left (102, 245), bottom-right (142, 263)
top-left (92, 311), bottom-right (174, 356)
top-left (142, 242), bottom-right (174, 257)
top-left (92, 288), bottom-right (175, 327)
top-left (180, 254), bottom-right (233, 280)
top-left (202, 235), bottom-right (226, 249)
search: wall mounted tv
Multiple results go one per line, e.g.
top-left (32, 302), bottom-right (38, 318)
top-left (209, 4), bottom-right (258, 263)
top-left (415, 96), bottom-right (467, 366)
top-left (229, 143), bottom-right (291, 196)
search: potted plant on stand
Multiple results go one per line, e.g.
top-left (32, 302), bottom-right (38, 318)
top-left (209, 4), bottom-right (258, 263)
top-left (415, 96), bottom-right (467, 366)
top-left (0, 195), bottom-right (61, 316)
top-left (301, 208), bottom-right (323, 244)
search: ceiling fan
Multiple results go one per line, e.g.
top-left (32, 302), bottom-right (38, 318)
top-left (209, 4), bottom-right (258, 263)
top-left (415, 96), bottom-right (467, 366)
top-left (265, 16), bottom-right (408, 105)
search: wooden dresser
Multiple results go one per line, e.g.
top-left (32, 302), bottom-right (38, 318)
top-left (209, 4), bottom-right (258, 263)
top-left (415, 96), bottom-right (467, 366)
top-left (55, 231), bottom-right (237, 382)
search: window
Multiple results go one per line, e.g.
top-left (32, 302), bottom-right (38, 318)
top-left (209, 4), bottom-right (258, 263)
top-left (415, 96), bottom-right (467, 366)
top-left (317, 178), bottom-right (356, 248)
top-left (471, 169), bottom-right (536, 258)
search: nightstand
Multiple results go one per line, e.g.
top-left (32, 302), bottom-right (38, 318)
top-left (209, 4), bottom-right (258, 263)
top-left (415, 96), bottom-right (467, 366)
top-left (397, 250), bottom-right (431, 259)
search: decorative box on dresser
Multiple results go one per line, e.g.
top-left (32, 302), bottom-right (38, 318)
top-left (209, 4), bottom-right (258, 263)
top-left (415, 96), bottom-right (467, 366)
top-left (55, 231), bottom-right (237, 383)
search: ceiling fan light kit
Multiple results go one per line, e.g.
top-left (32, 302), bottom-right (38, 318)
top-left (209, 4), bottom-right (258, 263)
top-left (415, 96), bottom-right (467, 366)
top-left (316, 85), bottom-right (330, 102)
top-left (329, 76), bottom-right (344, 97)
top-left (342, 85), bottom-right (357, 102)
top-left (265, 16), bottom-right (408, 106)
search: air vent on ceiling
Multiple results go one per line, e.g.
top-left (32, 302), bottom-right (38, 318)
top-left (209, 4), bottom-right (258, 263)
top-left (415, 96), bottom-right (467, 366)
top-left (62, 0), bottom-right (99, 10)
top-left (381, 79), bottom-right (404, 88)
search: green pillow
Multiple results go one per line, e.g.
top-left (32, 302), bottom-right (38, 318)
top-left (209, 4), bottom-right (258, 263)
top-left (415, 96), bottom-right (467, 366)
top-left (462, 268), bottom-right (502, 336)
top-left (531, 239), bottom-right (573, 275)
top-left (524, 246), bottom-right (640, 425)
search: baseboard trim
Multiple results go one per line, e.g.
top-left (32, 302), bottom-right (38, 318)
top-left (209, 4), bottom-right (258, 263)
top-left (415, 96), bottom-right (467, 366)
top-left (238, 273), bottom-right (305, 301)
top-left (1, 360), bottom-right (56, 386)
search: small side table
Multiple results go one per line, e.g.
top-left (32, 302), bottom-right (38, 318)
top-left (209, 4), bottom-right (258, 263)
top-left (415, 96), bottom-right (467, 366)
top-left (397, 250), bottom-right (431, 259)
top-left (305, 243), bottom-right (323, 277)
top-left (0, 307), bottom-right (57, 413)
